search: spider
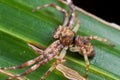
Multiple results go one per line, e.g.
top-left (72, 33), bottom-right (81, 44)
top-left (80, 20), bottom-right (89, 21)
top-left (0, 0), bottom-right (114, 80)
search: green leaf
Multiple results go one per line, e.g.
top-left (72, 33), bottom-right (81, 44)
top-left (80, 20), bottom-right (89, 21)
top-left (0, 0), bottom-right (120, 80)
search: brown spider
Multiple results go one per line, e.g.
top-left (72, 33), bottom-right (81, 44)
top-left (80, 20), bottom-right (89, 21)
top-left (0, 0), bottom-right (114, 80)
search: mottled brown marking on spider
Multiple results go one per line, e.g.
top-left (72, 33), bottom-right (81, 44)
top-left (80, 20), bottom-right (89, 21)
top-left (0, 0), bottom-right (114, 80)
top-left (53, 25), bottom-right (75, 46)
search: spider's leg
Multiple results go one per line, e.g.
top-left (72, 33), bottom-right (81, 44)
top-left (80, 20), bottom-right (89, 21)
top-left (69, 45), bottom-right (89, 79)
top-left (32, 4), bottom-right (69, 26)
top-left (69, 45), bottom-right (80, 52)
top-left (72, 16), bottom-right (80, 33)
top-left (0, 43), bottom-right (45, 70)
top-left (40, 59), bottom-right (65, 80)
top-left (66, 0), bottom-right (76, 28)
top-left (0, 70), bottom-right (24, 80)
top-left (7, 45), bottom-right (63, 80)
top-left (88, 36), bottom-right (115, 46)
top-left (0, 55), bottom-right (44, 70)
top-left (7, 58), bottom-right (50, 80)
top-left (28, 43), bottom-right (44, 55)
top-left (81, 48), bottom-right (89, 79)
top-left (40, 47), bottom-right (68, 80)
top-left (58, 0), bottom-right (77, 28)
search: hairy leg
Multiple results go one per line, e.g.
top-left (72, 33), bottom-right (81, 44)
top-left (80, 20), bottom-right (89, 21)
top-left (82, 49), bottom-right (89, 79)
top-left (59, 0), bottom-right (76, 28)
top-left (0, 55), bottom-right (44, 70)
top-left (72, 16), bottom-right (80, 33)
top-left (40, 47), bottom-right (68, 80)
top-left (32, 4), bottom-right (69, 26)
top-left (0, 69), bottom-right (24, 80)
top-left (7, 45), bottom-right (62, 80)
top-left (7, 58), bottom-right (49, 80)
top-left (88, 36), bottom-right (114, 46)
top-left (69, 46), bottom-right (89, 79)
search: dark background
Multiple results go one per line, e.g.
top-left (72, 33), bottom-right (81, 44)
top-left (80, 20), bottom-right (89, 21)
top-left (73, 0), bottom-right (120, 25)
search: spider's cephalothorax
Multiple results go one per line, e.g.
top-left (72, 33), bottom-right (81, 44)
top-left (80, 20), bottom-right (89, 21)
top-left (53, 25), bottom-right (75, 46)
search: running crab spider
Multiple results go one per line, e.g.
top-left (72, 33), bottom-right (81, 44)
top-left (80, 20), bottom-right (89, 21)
top-left (0, 0), bottom-right (114, 80)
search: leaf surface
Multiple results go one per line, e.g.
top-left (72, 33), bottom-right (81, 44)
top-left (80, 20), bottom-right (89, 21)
top-left (0, 0), bottom-right (120, 80)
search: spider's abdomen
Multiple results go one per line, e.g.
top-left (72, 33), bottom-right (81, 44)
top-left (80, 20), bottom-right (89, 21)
top-left (75, 36), bottom-right (95, 57)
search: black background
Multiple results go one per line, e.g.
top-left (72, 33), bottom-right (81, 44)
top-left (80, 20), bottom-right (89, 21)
top-left (73, 0), bottom-right (120, 25)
